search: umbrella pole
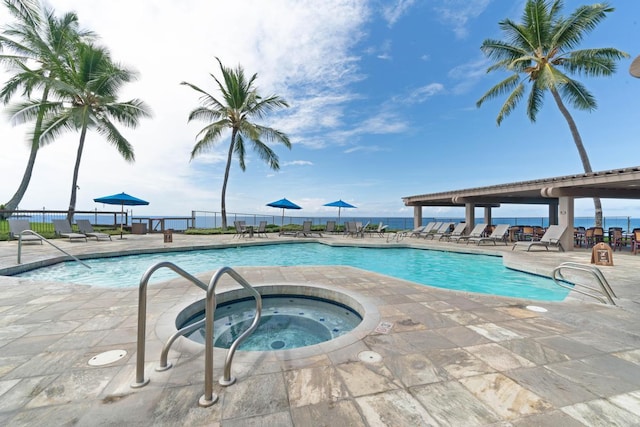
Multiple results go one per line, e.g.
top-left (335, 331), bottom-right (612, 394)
top-left (120, 204), bottom-right (124, 239)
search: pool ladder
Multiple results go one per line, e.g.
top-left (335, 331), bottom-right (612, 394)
top-left (131, 262), bottom-right (262, 407)
top-left (552, 262), bottom-right (617, 305)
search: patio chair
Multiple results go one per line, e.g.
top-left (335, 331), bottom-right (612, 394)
top-left (632, 229), bottom-right (640, 255)
top-left (449, 223), bottom-right (487, 243)
top-left (372, 221), bottom-right (388, 237)
top-left (426, 222), bottom-right (453, 240)
top-left (466, 223), bottom-right (510, 245)
top-left (408, 224), bottom-right (428, 238)
top-left (440, 222), bottom-right (466, 241)
top-left (325, 220), bottom-right (336, 234)
top-left (8, 219), bottom-right (43, 244)
top-left (254, 221), bottom-right (268, 238)
top-left (344, 221), bottom-right (358, 237)
top-left (52, 219), bottom-right (87, 242)
top-left (233, 221), bottom-right (248, 238)
top-left (76, 219), bottom-right (112, 241)
top-left (297, 220), bottom-right (322, 237)
top-left (418, 221), bottom-right (442, 238)
top-left (512, 225), bottom-right (567, 252)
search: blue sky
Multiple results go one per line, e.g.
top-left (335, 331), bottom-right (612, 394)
top-left (2, 0), bottom-right (639, 220)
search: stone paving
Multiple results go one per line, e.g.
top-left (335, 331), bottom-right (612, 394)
top-left (0, 232), bottom-right (639, 426)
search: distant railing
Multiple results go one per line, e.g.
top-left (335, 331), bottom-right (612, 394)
top-left (0, 209), bottom-right (124, 235)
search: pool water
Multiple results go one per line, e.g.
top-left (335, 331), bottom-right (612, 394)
top-left (181, 295), bottom-right (362, 351)
top-left (15, 243), bottom-right (569, 301)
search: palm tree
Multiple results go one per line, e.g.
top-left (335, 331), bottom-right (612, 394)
top-left (9, 42), bottom-right (152, 221)
top-left (476, 0), bottom-right (628, 227)
top-left (182, 58), bottom-right (291, 230)
top-left (0, 0), bottom-right (93, 216)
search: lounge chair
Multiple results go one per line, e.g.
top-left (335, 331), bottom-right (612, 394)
top-left (467, 223), bottom-right (510, 245)
top-left (297, 220), bottom-right (323, 237)
top-left (325, 220), bottom-right (336, 234)
top-left (512, 225), bottom-right (567, 252)
top-left (254, 221), bottom-right (268, 237)
top-left (52, 219), bottom-right (87, 242)
top-left (8, 219), bottom-right (43, 244)
top-left (440, 222), bottom-right (467, 241)
top-left (76, 219), bottom-right (112, 241)
top-left (408, 225), bottom-right (427, 238)
top-left (418, 222), bottom-right (442, 238)
top-left (426, 222), bottom-right (453, 240)
top-left (449, 223), bottom-right (487, 243)
top-left (372, 222), bottom-right (388, 237)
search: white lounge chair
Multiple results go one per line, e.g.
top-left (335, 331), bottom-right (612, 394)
top-left (76, 219), bottom-right (112, 241)
top-left (408, 225), bottom-right (427, 238)
top-left (372, 222), bottom-right (388, 237)
top-left (8, 219), bottom-right (43, 244)
top-left (297, 220), bottom-right (323, 237)
top-left (449, 223), bottom-right (487, 243)
top-left (467, 223), bottom-right (510, 245)
top-left (52, 219), bottom-right (87, 242)
top-left (512, 225), bottom-right (566, 252)
top-left (426, 222), bottom-right (453, 240)
top-left (440, 222), bottom-right (467, 241)
top-left (418, 222), bottom-right (442, 238)
top-left (254, 221), bottom-right (268, 237)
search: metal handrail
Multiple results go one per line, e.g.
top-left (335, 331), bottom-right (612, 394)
top-left (131, 262), bottom-right (208, 390)
top-left (17, 230), bottom-right (91, 268)
top-left (131, 262), bottom-right (262, 409)
top-left (202, 267), bottom-right (261, 407)
top-left (552, 262), bottom-right (616, 305)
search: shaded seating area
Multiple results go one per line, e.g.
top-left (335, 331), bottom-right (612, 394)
top-left (76, 220), bottom-right (111, 241)
top-left (512, 225), bottom-right (567, 252)
top-left (425, 222), bottom-right (452, 240)
top-left (8, 219), bottom-right (43, 244)
top-left (466, 223), bottom-right (510, 246)
top-left (52, 219), bottom-right (87, 242)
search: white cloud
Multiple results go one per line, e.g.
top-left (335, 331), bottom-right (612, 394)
top-left (0, 0), bottom-right (371, 213)
top-left (382, 0), bottom-right (417, 27)
top-left (433, 0), bottom-right (491, 39)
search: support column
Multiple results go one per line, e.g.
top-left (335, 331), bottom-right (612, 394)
top-left (484, 207), bottom-right (492, 228)
top-left (548, 202), bottom-right (559, 226)
top-left (413, 206), bottom-right (422, 229)
top-left (465, 203), bottom-right (475, 235)
top-left (558, 196), bottom-right (574, 252)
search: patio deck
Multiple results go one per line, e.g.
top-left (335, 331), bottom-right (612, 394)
top-left (1, 233), bottom-right (639, 425)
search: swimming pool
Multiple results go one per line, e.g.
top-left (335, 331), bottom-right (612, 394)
top-left (15, 243), bottom-right (568, 301)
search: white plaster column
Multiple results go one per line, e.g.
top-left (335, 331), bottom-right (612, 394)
top-left (558, 196), bottom-right (574, 251)
top-left (465, 203), bottom-right (475, 235)
top-left (484, 207), bottom-right (492, 227)
top-left (413, 206), bottom-right (422, 229)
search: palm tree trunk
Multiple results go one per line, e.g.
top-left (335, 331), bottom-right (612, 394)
top-left (220, 129), bottom-right (237, 230)
top-left (550, 88), bottom-right (603, 227)
top-left (2, 87), bottom-right (50, 218)
top-left (67, 125), bottom-right (88, 223)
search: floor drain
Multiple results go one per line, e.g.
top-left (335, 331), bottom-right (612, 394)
top-left (271, 340), bottom-right (285, 349)
top-left (358, 350), bottom-right (382, 363)
top-left (525, 305), bottom-right (548, 313)
top-left (88, 349), bottom-right (127, 366)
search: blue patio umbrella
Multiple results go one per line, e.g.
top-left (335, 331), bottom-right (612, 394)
top-left (323, 199), bottom-right (356, 224)
top-left (94, 192), bottom-right (149, 238)
top-left (266, 198), bottom-right (302, 228)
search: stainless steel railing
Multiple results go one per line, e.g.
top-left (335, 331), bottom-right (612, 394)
top-left (131, 262), bottom-right (261, 408)
top-left (552, 262), bottom-right (617, 305)
top-left (17, 230), bottom-right (90, 268)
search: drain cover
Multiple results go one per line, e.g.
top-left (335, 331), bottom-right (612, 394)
top-left (88, 349), bottom-right (127, 366)
top-left (358, 351), bottom-right (382, 363)
top-left (525, 305), bottom-right (548, 313)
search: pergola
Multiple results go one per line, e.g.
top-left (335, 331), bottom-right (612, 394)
top-left (402, 166), bottom-right (640, 251)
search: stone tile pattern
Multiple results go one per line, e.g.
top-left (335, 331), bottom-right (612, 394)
top-left (1, 234), bottom-right (640, 426)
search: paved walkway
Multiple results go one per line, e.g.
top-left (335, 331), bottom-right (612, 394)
top-left (1, 233), bottom-right (640, 426)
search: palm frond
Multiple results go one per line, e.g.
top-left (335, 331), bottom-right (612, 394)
top-left (552, 3), bottom-right (613, 50)
top-left (476, 74), bottom-right (520, 108)
top-left (526, 81), bottom-right (544, 122)
top-left (496, 82), bottom-right (525, 125)
top-left (559, 77), bottom-right (596, 111)
top-left (96, 118), bottom-right (135, 161)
